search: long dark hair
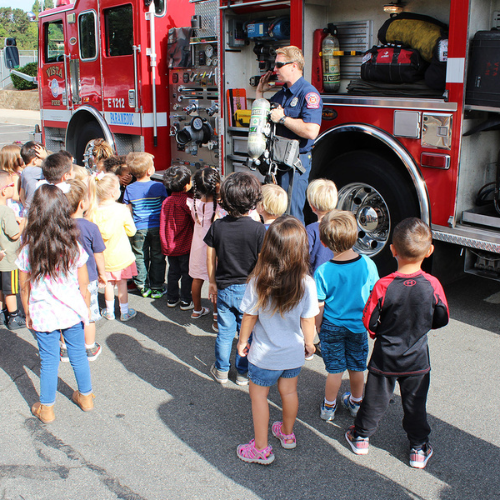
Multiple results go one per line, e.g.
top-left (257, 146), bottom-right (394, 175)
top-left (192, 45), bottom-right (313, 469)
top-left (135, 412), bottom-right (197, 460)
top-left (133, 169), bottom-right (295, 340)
top-left (192, 167), bottom-right (220, 226)
top-left (250, 215), bottom-right (309, 316)
top-left (21, 184), bottom-right (82, 282)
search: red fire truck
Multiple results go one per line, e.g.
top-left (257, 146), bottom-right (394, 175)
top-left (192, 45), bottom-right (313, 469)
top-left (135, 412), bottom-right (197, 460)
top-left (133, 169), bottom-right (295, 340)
top-left (34, 0), bottom-right (500, 277)
top-left (218, 0), bottom-right (500, 276)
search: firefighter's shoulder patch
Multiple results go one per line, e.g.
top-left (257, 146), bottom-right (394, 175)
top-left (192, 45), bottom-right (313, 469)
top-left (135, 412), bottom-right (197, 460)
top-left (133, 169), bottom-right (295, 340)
top-left (305, 92), bottom-right (320, 109)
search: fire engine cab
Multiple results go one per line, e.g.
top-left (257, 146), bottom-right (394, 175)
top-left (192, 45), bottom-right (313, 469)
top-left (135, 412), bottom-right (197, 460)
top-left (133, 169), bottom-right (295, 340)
top-left (217, 0), bottom-right (500, 277)
top-left (37, 0), bottom-right (202, 170)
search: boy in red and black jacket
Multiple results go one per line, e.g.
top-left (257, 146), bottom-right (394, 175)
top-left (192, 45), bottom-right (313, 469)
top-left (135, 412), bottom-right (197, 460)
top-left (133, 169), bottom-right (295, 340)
top-left (160, 166), bottom-right (194, 310)
top-left (345, 217), bottom-right (449, 470)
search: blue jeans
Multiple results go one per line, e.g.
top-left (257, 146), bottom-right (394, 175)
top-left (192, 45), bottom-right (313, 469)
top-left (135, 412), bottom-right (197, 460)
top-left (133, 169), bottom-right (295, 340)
top-left (130, 228), bottom-right (166, 290)
top-left (215, 284), bottom-right (248, 374)
top-left (277, 152), bottom-right (312, 224)
top-left (35, 322), bottom-right (92, 405)
top-left (167, 254), bottom-right (192, 303)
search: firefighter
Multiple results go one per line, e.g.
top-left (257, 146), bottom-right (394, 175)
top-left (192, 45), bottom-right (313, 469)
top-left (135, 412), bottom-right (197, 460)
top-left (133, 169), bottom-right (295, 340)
top-left (256, 46), bottom-right (323, 224)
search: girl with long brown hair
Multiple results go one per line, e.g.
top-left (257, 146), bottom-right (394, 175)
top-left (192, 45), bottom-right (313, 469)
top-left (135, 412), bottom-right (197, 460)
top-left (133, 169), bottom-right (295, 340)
top-left (236, 215), bottom-right (319, 465)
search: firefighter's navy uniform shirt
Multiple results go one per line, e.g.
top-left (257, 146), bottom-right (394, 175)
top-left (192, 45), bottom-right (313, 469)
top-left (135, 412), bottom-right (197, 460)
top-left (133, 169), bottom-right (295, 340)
top-left (270, 76), bottom-right (323, 153)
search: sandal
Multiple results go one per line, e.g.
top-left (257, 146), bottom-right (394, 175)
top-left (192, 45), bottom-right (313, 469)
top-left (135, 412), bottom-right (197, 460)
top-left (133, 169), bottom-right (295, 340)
top-left (272, 421), bottom-right (296, 449)
top-left (237, 439), bottom-right (274, 465)
top-left (212, 313), bottom-right (218, 333)
top-left (191, 307), bottom-right (210, 319)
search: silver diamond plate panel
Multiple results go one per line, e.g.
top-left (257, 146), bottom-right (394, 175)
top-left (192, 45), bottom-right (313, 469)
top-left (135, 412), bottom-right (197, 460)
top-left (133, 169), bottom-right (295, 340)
top-left (194, 0), bottom-right (218, 38)
top-left (114, 134), bottom-right (142, 156)
top-left (432, 230), bottom-right (500, 253)
top-left (44, 127), bottom-right (66, 153)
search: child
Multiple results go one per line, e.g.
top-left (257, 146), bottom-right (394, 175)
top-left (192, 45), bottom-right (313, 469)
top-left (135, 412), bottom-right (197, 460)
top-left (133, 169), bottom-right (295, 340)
top-left (65, 179), bottom-right (107, 361)
top-left (90, 173), bottom-right (137, 321)
top-left (346, 217), bottom-right (449, 469)
top-left (91, 139), bottom-right (113, 172)
top-left (160, 165), bottom-right (194, 309)
top-left (0, 144), bottom-right (24, 217)
top-left (315, 210), bottom-right (379, 421)
top-left (204, 172), bottom-right (266, 385)
top-left (236, 216), bottom-right (318, 465)
top-left (189, 167), bottom-right (221, 327)
top-left (256, 184), bottom-right (288, 229)
top-left (306, 179), bottom-right (338, 273)
top-left (124, 153), bottom-right (167, 298)
top-left (103, 155), bottom-right (134, 201)
top-left (0, 171), bottom-right (26, 330)
top-left (17, 184), bottom-right (94, 424)
top-left (20, 141), bottom-right (46, 214)
top-left (38, 151), bottom-right (75, 189)
top-left (72, 165), bottom-right (90, 181)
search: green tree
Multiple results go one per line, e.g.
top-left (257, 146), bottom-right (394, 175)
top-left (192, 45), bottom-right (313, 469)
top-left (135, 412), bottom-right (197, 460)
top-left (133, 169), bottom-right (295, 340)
top-left (44, 0), bottom-right (54, 10)
top-left (0, 7), bottom-right (38, 50)
top-left (31, 0), bottom-right (41, 15)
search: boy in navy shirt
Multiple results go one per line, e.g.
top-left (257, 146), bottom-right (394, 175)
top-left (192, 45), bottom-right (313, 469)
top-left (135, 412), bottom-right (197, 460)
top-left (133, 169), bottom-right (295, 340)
top-left (124, 153), bottom-right (168, 299)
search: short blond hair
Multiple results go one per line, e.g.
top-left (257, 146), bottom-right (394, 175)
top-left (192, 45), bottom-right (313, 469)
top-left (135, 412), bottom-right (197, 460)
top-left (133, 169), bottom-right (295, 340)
top-left (72, 164), bottom-right (89, 181)
top-left (319, 209), bottom-right (358, 253)
top-left (276, 46), bottom-right (304, 71)
top-left (260, 184), bottom-right (288, 217)
top-left (307, 178), bottom-right (338, 212)
top-left (126, 152), bottom-right (154, 178)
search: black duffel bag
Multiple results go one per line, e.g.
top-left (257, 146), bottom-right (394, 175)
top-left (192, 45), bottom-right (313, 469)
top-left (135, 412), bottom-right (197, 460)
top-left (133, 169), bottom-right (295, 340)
top-left (360, 45), bottom-right (427, 84)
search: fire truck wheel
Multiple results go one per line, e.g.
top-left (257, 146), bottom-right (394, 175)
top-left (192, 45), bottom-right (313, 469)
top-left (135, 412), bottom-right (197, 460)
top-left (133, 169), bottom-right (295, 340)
top-left (75, 121), bottom-right (105, 168)
top-left (323, 149), bottom-right (420, 276)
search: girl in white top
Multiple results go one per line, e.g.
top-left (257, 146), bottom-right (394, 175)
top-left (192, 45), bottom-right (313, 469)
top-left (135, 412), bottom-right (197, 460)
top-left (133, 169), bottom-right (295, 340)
top-left (17, 184), bottom-right (94, 424)
top-left (236, 215), bottom-right (319, 465)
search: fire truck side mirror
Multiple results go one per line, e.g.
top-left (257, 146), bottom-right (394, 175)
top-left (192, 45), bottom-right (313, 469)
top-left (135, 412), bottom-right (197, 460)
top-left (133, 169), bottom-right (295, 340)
top-left (4, 38), bottom-right (20, 70)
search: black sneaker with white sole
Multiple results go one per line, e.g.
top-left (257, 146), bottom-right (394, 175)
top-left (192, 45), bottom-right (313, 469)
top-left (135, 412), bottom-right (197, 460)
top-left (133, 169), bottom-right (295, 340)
top-left (180, 301), bottom-right (194, 311)
top-left (7, 314), bottom-right (26, 331)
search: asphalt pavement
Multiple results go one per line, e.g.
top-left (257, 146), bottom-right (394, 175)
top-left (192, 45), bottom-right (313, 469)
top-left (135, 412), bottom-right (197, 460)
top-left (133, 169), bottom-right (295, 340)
top-left (1, 273), bottom-right (500, 500)
top-left (0, 112), bottom-right (499, 499)
top-left (0, 109), bottom-right (40, 149)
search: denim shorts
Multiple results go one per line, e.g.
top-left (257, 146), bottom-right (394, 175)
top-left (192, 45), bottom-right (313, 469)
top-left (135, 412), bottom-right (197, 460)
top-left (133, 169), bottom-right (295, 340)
top-left (248, 362), bottom-right (301, 387)
top-left (319, 320), bottom-right (368, 374)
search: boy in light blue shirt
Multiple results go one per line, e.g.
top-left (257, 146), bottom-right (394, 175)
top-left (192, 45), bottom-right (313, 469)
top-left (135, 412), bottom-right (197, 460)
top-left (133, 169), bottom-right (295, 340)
top-left (314, 209), bottom-right (379, 421)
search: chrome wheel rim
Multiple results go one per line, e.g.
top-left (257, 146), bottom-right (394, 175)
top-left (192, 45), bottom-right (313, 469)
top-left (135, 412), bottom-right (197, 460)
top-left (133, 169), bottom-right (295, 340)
top-left (337, 183), bottom-right (391, 257)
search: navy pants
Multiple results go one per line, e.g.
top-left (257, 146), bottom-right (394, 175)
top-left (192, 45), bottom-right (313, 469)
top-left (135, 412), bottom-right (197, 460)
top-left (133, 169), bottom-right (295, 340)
top-left (276, 151), bottom-right (312, 224)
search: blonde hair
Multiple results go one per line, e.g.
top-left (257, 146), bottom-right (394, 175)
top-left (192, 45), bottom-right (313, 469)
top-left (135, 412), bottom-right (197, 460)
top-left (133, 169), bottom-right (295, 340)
top-left (307, 179), bottom-right (338, 213)
top-left (92, 139), bottom-right (113, 162)
top-left (126, 152), bottom-right (154, 178)
top-left (276, 46), bottom-right (304, 71)
top-left (72, 164), bottom-right (89, 181)
top-left (65, 178), bottom-right (88, 214)
top-left (260, 184), bottom-right (288, 217)
top-left (87, 173), bottom-right (120, 220)
top-left (319, 209), bottom-right (358, 253)
top-left (0, 144), bottom-right (23, 174)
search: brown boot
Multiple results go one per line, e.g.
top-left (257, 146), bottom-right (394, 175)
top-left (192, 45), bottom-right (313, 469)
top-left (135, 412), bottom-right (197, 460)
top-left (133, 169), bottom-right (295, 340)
top-left (31, 402), bottom-right (55, 423)
top-left (72, 390), bottom-right (95, 412)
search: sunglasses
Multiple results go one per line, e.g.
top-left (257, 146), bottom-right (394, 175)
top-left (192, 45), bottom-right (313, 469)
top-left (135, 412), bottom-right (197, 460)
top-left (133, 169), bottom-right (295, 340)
top-left (0, 182), bottom-right (15, 190)
top-left (275, 61), bottom-right (294, 69)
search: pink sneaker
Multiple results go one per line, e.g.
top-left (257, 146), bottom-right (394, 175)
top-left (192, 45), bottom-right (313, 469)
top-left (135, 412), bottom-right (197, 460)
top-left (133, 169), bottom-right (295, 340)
top-left (272, 421), bottom-right (296, 449)
top-left (237, 439), bottom-right (275, 465)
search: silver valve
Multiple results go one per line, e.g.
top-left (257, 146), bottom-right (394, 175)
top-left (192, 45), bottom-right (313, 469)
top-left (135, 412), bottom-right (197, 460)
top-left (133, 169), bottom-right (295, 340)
top-left (207, 102), bottom-right (219, 117)
top-left (184, 103), bottom-right (198, 114)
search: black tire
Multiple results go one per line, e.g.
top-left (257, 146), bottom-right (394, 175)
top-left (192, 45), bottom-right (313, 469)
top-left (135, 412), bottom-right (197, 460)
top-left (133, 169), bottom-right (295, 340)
top-left (74, 121), bottom-right (105, 168)
top-left (321, 150), bottom-right (420, 276)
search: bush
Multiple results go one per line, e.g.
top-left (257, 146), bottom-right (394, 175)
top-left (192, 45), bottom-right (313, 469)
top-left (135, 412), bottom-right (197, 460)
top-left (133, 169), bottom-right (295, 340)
top-left (10, 62), bottom-right (38, 90)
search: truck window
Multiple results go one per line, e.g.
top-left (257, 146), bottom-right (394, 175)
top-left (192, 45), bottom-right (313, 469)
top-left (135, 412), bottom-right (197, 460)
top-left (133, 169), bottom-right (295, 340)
top-left (44, 20), bottom-right (64, 63)
top-left (79, 11), bottom-right (97, 60)
top-left (104, 4), bottom-right (133, 57)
